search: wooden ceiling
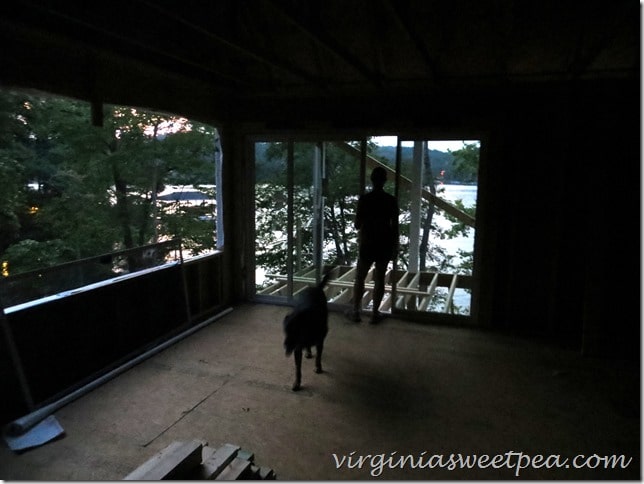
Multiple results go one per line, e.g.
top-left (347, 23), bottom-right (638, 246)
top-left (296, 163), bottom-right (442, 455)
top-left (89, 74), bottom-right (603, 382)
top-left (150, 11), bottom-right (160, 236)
top-left (0, 0), bottom-right (639, 126)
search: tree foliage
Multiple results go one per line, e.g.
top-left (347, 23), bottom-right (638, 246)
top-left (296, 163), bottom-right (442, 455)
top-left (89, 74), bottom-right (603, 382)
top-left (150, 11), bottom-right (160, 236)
top-left (0, 90), bottom-right (218, 276)
top-left (255, 142), bottom-right (364, 280)
top-left (449, 142), bottom-right (479, 184)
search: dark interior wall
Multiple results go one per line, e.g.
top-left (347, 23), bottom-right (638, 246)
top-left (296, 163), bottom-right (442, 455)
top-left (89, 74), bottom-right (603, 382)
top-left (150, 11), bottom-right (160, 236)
top-left (573, 81), bottom-right (640, 358)
top-left (482, 84), bottom-right (579, 337)
top-left (479, 80), bottom-right (639, 355)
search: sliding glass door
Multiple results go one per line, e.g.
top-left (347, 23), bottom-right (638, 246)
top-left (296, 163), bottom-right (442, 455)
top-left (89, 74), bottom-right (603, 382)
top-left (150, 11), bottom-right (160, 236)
top-left (393, 139), bottom-right (479, 317)
top-left (254, 140), bottom-right (362, 302)
top-left (253, 136), bottom-right (479, 321)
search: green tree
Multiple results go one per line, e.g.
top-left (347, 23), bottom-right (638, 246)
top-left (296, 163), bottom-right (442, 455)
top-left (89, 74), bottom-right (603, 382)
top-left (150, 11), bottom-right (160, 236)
top-left (0, 89), bottom-right (218, 276)
top-left (102, 108), bottom-right (217, 254)
top-left (0, 92), bottom-right (30, 253)
top-left (255, 141), bottom-right (365, 280)
top-left (449, 142), bottom-right (479, 184)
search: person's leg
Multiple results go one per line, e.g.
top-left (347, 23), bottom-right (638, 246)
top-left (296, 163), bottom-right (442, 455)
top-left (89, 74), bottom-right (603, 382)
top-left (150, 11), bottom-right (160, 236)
top-left (347, 255), bottom-right (370, 322)
top-left (371, 259), bottom-right (388, 323)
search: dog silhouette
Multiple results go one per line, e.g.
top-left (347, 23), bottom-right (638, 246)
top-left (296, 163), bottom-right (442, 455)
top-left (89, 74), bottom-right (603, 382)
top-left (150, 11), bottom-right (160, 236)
top-left (283, 273), bottom-right (329, 391)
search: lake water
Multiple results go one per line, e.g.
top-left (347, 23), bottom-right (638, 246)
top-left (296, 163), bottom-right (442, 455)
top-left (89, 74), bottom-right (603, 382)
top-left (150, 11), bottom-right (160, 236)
top-left (431, 183), bottom-right (477, 312)
top-left (433, 183), bottom-right (477, 257)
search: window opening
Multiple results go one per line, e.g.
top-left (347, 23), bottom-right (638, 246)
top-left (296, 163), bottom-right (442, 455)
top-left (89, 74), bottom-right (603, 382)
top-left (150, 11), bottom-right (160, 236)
top-left (0, 88), bottom-right (222, 307)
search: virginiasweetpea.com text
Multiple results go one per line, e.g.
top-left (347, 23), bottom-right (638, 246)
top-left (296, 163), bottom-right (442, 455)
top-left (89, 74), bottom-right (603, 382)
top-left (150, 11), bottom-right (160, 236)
top-left (331, 451), bottom-right (633, 477)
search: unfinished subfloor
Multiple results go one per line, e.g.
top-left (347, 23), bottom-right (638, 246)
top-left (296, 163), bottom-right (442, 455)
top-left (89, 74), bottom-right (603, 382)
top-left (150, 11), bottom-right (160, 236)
top-left (0, 303), bottom-right (640, 480)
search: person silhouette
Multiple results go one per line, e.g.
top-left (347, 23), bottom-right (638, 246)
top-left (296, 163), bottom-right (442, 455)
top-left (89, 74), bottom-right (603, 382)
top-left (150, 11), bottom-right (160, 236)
top-left (346, 166), bottom-right (399, 324)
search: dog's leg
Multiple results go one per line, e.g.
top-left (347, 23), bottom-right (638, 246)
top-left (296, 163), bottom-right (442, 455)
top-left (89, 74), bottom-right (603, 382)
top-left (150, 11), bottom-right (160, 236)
top-left (305, 346), bottom-right (313, 359)
top-left (292, 347), bottom-right (303, 391)
top-left (314, 341), bottom-right (323, 374)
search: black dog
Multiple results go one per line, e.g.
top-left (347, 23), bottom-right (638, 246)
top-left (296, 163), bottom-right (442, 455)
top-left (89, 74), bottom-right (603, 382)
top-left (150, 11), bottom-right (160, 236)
top-left (283, 273), bottom-right (329, 391)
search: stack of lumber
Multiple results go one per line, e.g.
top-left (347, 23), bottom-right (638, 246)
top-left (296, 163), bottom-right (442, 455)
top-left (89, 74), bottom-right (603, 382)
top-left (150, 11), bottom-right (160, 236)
top-left (123, 439), bottom-right (276, 480)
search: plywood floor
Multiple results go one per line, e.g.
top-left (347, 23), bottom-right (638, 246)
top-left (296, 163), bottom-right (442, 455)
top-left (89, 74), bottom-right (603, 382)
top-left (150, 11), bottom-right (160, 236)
top-left (0, 303), bottom-right (639, 479)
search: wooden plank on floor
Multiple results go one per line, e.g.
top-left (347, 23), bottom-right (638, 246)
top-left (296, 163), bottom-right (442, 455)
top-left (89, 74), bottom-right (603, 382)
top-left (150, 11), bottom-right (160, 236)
top-left (124, 439), bottom-right (205, 480)
top-left (215, 457), bottom-right (252, 480)
top-left (250, 464), bottom-right (277, 480)
top-left (237, 449), bottom-right (254, 462)
top-left (258, 466), bottom-right (277, 480)
top-left (195, 443), bottom-right (241, 479)
top-left (201, 445), bottom-right (217, 462)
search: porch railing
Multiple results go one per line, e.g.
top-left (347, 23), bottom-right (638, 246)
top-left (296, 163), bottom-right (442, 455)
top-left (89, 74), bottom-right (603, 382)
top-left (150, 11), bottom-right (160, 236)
top-left (0, 239), bottom-right (183, 311)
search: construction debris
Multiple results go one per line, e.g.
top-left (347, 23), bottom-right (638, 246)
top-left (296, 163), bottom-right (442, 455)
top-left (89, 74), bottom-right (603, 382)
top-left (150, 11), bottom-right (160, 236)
top-left (124, 440), bottom-right (276, 480)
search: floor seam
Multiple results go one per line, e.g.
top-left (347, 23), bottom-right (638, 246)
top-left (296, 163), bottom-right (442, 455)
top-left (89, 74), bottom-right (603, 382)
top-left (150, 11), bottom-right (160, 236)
top-left (141, 377), bottom-right (232, 448)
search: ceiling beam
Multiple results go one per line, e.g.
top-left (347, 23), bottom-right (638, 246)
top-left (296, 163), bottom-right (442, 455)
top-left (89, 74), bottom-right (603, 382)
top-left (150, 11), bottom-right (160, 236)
top-left (263, 0), bottom-right (384, 89)
top-left (16, 0), bottom-right (254, 91)
top-left (565, 2), bottom-right (635, 81)
top-left (136, 0), bottom-right (327, 90)
top-left (379, 0), bottom-right (441, 87)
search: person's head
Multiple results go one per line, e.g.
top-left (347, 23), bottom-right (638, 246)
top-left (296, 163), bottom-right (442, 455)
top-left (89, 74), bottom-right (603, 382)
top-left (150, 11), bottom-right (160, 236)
top-left (370, 167), bottom-right (387, 188)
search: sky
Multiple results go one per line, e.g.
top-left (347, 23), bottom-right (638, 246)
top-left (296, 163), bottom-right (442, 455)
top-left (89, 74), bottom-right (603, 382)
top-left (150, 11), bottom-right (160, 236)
top-left (372, 136), bottom-right (479, 152)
